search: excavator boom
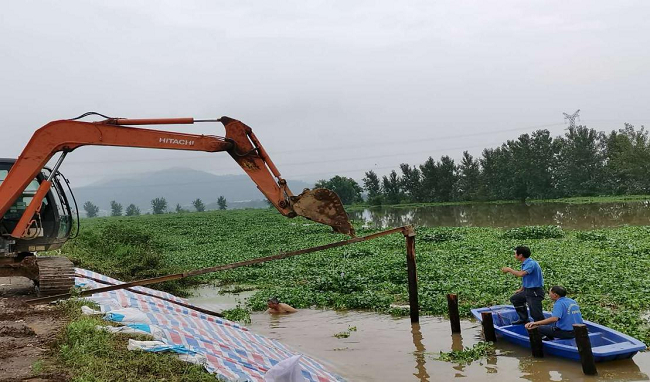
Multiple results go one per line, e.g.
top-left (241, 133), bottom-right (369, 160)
top-left (0, 116), bottom-right (355, 241)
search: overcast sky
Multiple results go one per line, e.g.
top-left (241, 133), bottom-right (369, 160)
top-left (2, 1), bottom-right (649, 188)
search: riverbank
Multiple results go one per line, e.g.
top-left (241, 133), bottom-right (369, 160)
top-left (346, 194), bottom-right (650, 209)
top-left (0, 278), bottom-right (217, 382)
top-left (59, 209), bottom-right (650, 345)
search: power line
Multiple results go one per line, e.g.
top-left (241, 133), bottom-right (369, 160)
top-left (60, 121), bottom-right (570, 167)
top-left (68, 141), bottom-right (503, 190)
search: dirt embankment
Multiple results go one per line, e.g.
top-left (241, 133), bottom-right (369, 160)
top-left (0, 277), bottom-right (67, 382)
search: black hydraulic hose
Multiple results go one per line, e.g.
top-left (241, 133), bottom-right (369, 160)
top-left (57, 171), bottom-right (80, 239)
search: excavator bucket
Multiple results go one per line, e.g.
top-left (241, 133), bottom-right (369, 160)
top-left (290, 188), bottom-right (356, 237)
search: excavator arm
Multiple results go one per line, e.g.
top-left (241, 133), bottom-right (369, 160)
top-left (0, 116), bottom-right (355, 239)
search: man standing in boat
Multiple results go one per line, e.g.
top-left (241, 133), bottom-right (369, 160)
top-left (525, 285), bottom-right (584, 340)
top-left (501, 246), bottom-right (545, 324)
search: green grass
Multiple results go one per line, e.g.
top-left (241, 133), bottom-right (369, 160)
top-left (50, 299), bottom-right (220, 382)
top-left (61, 209), bottom-right (650, 345)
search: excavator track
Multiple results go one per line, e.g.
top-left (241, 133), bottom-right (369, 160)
top-left (34, 256), bottom-right (75, 297)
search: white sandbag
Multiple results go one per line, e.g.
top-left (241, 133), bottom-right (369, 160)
top-left (127, 339), bottom-right (167, 351)
top-left (264, 355), bottom-right (307, 382)
top-left (86, 296), bottom-right (124, 311)
top-left (104, 308), bottom-right (151, 323)
top-left (127, 339), bottom-right (195, 355)
top-left (97, 323), bottom-right (164, 339)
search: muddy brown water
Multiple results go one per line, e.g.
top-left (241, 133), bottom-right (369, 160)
top-left (350, 201), bottom-right (650, 230)
top-left (188, 291), bottom-right (649, 382)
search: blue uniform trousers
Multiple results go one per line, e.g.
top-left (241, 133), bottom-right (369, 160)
top-left (510, 287), bottom-right (545, 322)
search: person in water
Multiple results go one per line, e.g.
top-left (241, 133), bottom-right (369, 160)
top-left (265, 297), bottom-right (297, 314)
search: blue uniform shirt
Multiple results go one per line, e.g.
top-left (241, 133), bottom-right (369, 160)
top-left (552, 297), bottom-right (584, 331)
top-left (521, 258), bottom-right (543, 288)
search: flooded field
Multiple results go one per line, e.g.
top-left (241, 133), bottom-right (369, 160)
top-left (350, 200), bottom-right (650, 230)
top-left (188, 292), bottom-right (650, 382)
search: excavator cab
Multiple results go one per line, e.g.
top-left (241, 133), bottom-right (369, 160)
top-left (0, 158), bottom-right (76, 296)
top-left (0, 158), bottom-right (74, 253)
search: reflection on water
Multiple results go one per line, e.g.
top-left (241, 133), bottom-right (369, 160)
top-left (411, 323), bottom-right (430, 382)
top-left (187, 285), bottom-right (256, 311)
top-left (451, 333), bottom-right (464, 351)
top-left (188, 286), bottom-right (650, 381)
top-left (351, 201), bottom-right (650, 229)
top-left (242, 309), bottom-right (650, 382)
top-left (517, 355), bottom-right (648, 382)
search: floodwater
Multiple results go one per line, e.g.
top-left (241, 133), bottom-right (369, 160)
top-left (349, 200), bottom-right (650, 230)
top-left (186, 284), bottom-right (256, 311)
top-left (188, 292), bottom-right (650, 382)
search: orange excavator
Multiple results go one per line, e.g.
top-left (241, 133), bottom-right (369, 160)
top-left (0, 113), bottom-right (355, 296)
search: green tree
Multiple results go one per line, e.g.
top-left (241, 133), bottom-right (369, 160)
top-left (556, 126), bottom-right (605, 196)
top-left (217, 196), bottom-right (227, 210)
top-left (192, 198), bottom-right (206, 212)
top-left (419, 156), bottom-right (438, 202)
top-left (83, 201), bottom-right (99, 218)
top-left (479, 146), bottom-right (513, 200)
top-left (436, 156), bottom-right (457, 202)
top-left (314, 176), bottom-right (363, 205)
top-left (362, 170), bottom-right (383, 205)
top-left (175, 203), bottom-right (189, 213)
top-left (125, 204), bottom-right (140, 216)
top-left (399, 164), bottom-right (423, 202)
top-left (603, 124), bottom-right (650, 194)
top-left (456, 151), bottom-right (481, 201)
top-left (151, 197), bottom-right (167, 214)
top-left (110, 200), bottom-right (123, 217)
top-left (528, 130), bottom-right (559, 199)
top-left (382, 170), bottom-right (402, 204)
top-left (504, 130), bottom-right (559, 201)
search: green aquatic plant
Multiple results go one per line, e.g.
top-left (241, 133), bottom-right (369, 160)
top-left (221, 305), bottom-right (252, 324)
top-left (333, 326), bottom-right (357, 339)
top-left (502, 225), bottom-right (565, 239)
top-left (437, 341), bottom-right (495, 364)
top-left (60, 209), bottom-right (650, 344)
top-left (419, 229), bottom-right (464, 243)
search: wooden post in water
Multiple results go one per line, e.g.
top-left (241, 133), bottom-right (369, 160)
top-left (574, 324), bottom-right (597, 375)
top-left (447, 293), bottom-right (461, 333)
top-left (481, 312), bottom-right (497, 342)
top-left (527, 327), bottom-right (544, 358)
top-left (404, 226), bottom-right (419, 323)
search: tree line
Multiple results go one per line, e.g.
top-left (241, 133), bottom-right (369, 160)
top-left (83, 196), bottom-right (228, 217)
top-left (81, 123), bottom-right (650, 215)
top-left (317, 124), bottom-right (650, 205)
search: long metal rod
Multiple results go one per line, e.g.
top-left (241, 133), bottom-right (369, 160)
top-left (79, 274), bottom-right (224, 318)
top-left (27, 226), bottom-right (409, 305)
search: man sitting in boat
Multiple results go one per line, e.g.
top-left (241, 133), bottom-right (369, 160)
top-left (524, 286), bottom-right (584, 340)
top-left (501, 246), bottom-right (545, 324)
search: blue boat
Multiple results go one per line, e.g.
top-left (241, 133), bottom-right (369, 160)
top-left (471, 305), bottom-right (647, 362)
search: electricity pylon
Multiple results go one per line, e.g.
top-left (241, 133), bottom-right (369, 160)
top-left (563, 109), bottom-right (581, 128)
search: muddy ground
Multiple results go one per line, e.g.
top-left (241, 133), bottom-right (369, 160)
top-left (0, 277), bottom-right (67, 382)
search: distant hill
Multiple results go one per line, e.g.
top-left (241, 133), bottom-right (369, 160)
top-left (72, 168), bottom-right (313, 216)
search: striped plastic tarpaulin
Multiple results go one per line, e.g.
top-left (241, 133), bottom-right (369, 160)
top-left (75, 268), bottom-right (344, 382)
